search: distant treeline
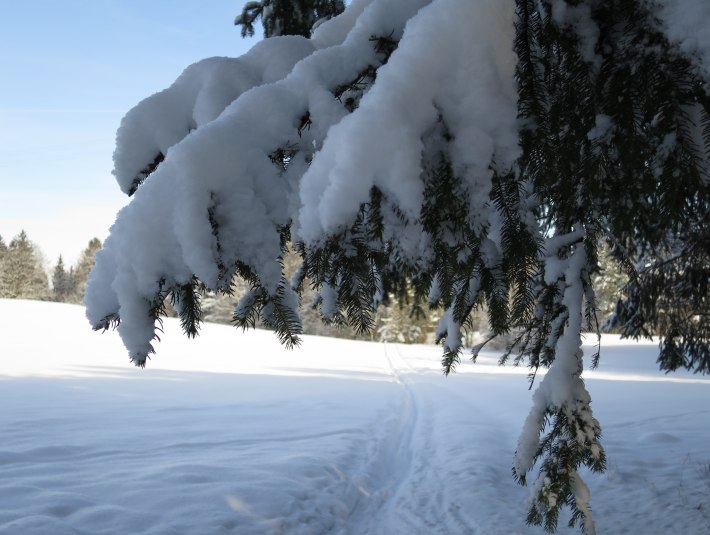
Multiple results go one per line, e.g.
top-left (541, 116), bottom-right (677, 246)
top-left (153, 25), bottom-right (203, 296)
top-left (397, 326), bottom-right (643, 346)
top-left (0, 231), bottom-right (101, 303)
top-left (0, 231), bottom-right (438, 342)
top-left (0, 230), bottom-right (628, 343)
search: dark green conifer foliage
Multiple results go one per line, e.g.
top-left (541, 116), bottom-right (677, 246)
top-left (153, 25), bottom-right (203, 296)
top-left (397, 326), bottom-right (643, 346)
top-left (235, 0), bottom-right (345, 38)
top-left (169, 279), bottom-right (204, 338)
top-left (228, 4), bottom-right (709, 528)
top-left (511, 0), bottom-right (710, 376)
top-left (255, 1), bottom-right (708, 531)
top-left (95, 2), bottom-right (709, 532)
top-left (505, 1), bottom-right (708, 531)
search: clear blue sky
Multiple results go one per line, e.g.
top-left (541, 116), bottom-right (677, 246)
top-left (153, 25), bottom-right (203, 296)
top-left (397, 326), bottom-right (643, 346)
top-left (0, 0), bottom-right (257, 264)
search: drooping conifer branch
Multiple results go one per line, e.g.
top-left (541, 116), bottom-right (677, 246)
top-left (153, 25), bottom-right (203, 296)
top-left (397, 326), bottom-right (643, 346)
top-left (85, 1), bottom-right (710, 531)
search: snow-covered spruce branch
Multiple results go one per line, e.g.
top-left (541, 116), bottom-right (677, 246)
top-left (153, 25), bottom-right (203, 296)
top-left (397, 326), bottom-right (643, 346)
top-left (86, 0), bottom-right (520, 364)
top-left (86, 0), bottom-right (710, 532)
top-left (514, 235), bottom-right (605, 534)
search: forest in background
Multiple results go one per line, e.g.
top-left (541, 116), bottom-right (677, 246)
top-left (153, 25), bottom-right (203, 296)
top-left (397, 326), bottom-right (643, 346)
top-left (0, 231), bottom-right (100, 304)
top-left (0, 229), bottom-right (626, 346)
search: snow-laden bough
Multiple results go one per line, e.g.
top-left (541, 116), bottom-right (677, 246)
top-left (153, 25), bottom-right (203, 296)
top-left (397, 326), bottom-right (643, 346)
top-left (86, 1), bottom-right (710, 532)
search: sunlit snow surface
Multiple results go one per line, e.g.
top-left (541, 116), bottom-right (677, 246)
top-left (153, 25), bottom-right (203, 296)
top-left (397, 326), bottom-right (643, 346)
top-left (1, 300), bottom-right (708, 534)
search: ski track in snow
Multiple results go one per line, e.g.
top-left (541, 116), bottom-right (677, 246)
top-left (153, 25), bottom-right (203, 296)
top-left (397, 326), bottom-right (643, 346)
top-left (341, 342), bottom-right (531, 535)
top-left (1, 300), bottom-right (709, 534)
top-left (347, 343), bottom-right (478, 535)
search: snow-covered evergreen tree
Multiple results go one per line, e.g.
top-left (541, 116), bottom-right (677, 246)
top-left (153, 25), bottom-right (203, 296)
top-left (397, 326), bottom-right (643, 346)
top-left (86, 1), bottom-right (710, 532)
top-left (0, 231), bottom-right (49, 300)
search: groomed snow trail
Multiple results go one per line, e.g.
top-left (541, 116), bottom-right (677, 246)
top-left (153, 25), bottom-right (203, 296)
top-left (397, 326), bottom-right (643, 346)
top-left (341, 343), bottom-right (521, 535)
top-left (1, 301), bottom-right (709, 535)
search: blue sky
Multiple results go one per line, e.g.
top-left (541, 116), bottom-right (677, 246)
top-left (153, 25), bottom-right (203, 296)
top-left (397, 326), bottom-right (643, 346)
top-left (0, 0), bottom-right (257, 264)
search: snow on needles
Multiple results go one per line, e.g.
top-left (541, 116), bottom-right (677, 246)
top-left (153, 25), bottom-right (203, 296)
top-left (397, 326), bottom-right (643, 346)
top-left (515, 236), bottom-right (603, 534)
top-left (298, 0), bottom-right (518, 243)
top-left (86, 0), bottom-right (518, 362)
top-left (90, 0), bottom-right (710, 369)
top-left (656, 0), bottom-right (710, 83)
top-left (112, 37), bottom-right (317, 195)
top-left (82, 1), bottom-right (710, 530)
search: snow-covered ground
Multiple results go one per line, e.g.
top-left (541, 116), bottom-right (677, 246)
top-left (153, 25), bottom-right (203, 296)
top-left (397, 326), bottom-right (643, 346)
top-left (1, 299), bottom-right (708, 534)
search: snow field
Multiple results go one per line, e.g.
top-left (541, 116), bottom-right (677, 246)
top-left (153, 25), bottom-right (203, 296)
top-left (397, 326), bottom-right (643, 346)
top-left (1, 299), bottom-right (709, 534)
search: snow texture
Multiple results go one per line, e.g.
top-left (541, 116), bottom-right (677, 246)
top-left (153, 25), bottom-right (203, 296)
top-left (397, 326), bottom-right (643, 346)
top-left (551, 0), bottom-right (600, 65)
top-left (656, 0), bottom-right (710, 83)
top-left (299, 0), bottom-right (518, 243)
top-left (82, 1), bottom-right (710, 528)
top-left (515, 240), bottom-right (603, 527)
top-left (86, 0), bottom-right (518, 363)
top-left (3, 299), bottom-right (710, 534)
top-left (93, 0), bottom-right (710, 367)
top-left (94, 0), bottom-right (708, 370)
top-left (86, 0), bottom-right (710, 366)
